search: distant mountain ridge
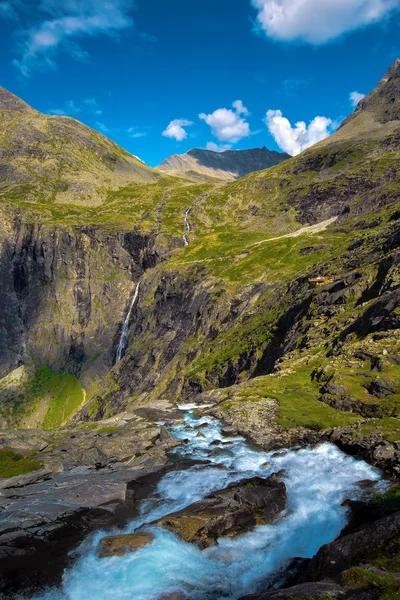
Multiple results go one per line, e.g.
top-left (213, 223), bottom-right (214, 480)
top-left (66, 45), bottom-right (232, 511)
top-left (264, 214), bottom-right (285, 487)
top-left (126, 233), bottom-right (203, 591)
top-left (157, 146), bottom-right (290, 182)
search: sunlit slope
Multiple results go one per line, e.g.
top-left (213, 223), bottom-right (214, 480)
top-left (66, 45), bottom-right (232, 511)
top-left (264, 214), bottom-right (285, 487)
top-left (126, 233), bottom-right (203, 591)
top-left (185, 59), bottom-right (400, 239)
top-left (0, 87), bottom-right (160, 208)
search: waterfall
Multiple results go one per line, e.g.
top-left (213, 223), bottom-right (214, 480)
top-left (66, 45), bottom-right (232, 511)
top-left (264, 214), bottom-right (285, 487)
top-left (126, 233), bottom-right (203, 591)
top-left (115, 282), bottom-right (140, 363)
top-left (183, 207), bottom-right (191, 246)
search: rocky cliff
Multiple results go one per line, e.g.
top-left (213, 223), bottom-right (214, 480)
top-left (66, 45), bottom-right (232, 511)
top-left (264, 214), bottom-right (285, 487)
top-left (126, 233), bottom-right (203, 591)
top-left (0, 61), bottom-right (399, 452)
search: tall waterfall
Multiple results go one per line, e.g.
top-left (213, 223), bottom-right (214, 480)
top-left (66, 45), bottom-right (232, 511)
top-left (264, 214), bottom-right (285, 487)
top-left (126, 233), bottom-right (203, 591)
top-left (183, 207), bottom-right (191, 246)
top-left (115, 282), bottom-right (140, 363)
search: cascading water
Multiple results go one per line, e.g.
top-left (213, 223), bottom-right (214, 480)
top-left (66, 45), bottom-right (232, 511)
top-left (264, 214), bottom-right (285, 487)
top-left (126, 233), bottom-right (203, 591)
top-left (29, 405), bottom-right (384, 600)
top-left (115, 282), bottom-right (140, 363)
top-left (183, 207), bottom-right (191, 246)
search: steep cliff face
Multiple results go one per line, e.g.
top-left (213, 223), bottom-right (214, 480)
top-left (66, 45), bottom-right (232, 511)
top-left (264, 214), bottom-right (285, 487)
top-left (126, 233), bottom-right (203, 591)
top-left (0, 63), bottom-right (399, 440)
top-left (0, 203), bottom-right (178, 426)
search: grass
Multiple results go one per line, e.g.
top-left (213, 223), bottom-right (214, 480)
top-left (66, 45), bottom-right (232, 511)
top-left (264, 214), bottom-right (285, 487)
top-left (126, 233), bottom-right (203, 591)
top-left (242, 364), bottom-right (360, 431)
top-left (341, 566), bottom-right (400, 600)
top-left (0, 448), bottom-right (43, 479)
top-left (41, 368), bottom-right (85, 429)
top-left (0, 365), bottom-right (85, 429)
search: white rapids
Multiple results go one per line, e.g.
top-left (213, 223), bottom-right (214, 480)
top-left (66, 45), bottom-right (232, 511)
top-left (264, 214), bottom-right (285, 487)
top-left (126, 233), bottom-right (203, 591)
top-left (115, 282), bottom-right (140, 363)
top-left (29, 408), bottom-right (384, 600)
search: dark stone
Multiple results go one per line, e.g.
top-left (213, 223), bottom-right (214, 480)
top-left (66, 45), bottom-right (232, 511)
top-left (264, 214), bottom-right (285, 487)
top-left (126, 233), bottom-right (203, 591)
top-left (367, 378), bottom-right (396, 398)
top-left (149, 474), bottom-right (287, 549)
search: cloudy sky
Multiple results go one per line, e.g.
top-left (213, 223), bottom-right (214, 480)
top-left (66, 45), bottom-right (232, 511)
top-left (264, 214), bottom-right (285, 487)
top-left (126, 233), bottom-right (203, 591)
top-left (0, 0), bottom-right (399, 165)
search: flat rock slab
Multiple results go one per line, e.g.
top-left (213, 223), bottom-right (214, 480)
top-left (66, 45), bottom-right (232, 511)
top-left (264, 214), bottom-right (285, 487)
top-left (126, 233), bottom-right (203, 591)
top-left (150, 474), bottom-right (287, 549)
top-left (98, 532), bottom-right (154, 558)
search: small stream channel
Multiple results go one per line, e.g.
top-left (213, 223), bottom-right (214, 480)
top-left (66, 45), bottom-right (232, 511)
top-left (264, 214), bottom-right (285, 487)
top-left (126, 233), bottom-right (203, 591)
top-left (30, 404), bottom-right (383, 600)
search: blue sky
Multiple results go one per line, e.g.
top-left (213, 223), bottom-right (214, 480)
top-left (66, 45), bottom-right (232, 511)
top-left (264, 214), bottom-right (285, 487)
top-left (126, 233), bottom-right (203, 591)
top-left (0, 0), bottom-right (399, 166)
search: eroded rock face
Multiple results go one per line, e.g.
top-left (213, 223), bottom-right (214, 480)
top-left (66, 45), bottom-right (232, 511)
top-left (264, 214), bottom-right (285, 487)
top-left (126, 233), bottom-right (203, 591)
top-left (98, 532), bottom-right (154, 558)
top-left (150, 475), bottom-right (287, 549)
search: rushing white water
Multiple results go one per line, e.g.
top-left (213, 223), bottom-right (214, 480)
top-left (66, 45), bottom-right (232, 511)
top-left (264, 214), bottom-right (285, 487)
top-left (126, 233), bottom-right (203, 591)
top-left (115, 282), bottom-right (140, 363)
top-left (29, 409), bottom-right (383, 600)
top-left (183, 207), bottom-right (191, 246)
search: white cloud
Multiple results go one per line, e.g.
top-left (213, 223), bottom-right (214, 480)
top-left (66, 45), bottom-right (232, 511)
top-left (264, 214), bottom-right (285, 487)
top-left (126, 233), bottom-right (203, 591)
top-left (350, 91), bottom-right (366, 107)
top-left (127, 127), bottom-right (148, 138)
top-left (13, 0), bottom-right (134, 76)
top-left (162, 119), bottom-right (193, 142)
top-left (232, 100), bottom-right (249, 115)
top-left (251, 0), bottom-right (400, 44)
top-left (95, 121), bottom-right (109, 133)
top-left (48, 99), bottom-right (80, 115)
top-left (206, 142), bottom-right (232, 152)
top-left (265, 109), bottom-right (333, 155)
top-left (199, 100), bottom-right (251, 143)
top-left (83, 97), bottom-right (102, 115)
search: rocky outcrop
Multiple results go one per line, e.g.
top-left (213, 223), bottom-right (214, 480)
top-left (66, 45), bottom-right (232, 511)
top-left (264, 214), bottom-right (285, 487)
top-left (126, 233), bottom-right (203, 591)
top-left (0, 463), bottom-right (176, 596)
top-left (149, 474), bottom-right (287, 549)
top-left (98, 532), bottom-right (154, 558)
top-left (239, 581), bottom-right (352, 599)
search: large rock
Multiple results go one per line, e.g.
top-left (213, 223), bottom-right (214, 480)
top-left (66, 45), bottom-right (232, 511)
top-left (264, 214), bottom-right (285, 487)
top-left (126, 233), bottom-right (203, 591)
top-left (150, 474), bottom-right (287, 549)
top-left (98, 532), bottom-right (154, 558)
top-left (239, 581), bottom-right (351, 599)
top-left (300, 511), bottom-right (400, 581)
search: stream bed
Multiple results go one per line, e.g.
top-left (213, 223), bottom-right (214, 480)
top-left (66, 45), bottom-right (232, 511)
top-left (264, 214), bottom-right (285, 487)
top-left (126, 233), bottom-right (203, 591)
top-left (30, 405), bottom-right (383, 600)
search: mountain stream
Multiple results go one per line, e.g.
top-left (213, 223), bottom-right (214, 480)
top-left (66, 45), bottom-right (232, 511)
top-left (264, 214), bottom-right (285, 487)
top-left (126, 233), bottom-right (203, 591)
top-left (30, 404), bottom-right (383, 600)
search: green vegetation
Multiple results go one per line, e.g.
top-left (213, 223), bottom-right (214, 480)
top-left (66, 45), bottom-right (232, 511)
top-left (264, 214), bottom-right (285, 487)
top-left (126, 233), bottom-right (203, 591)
top-left (41, 368), bottom-right (85, 430)
top-left (341, 566), bottom-right (400, 600)
top-left (0, 448), bottom-right (43, 479)
top-left (374, 485), bottom-right (400, 512)
top-left (0, 365), bottom-right (85, 429)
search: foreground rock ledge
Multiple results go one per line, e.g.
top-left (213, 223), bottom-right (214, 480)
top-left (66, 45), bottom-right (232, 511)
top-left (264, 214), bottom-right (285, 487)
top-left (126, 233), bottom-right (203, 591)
top-left (148, 474), bottom-right (287, 550)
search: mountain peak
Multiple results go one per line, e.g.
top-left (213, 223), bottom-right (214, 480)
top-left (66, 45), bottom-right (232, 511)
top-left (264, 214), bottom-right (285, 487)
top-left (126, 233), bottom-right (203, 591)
top-left (157, 146), bottom-right (289, 182)
top-left (0, 87), bottom-right (35, 113)
top-left (341, 58), bottom-right (400, 127)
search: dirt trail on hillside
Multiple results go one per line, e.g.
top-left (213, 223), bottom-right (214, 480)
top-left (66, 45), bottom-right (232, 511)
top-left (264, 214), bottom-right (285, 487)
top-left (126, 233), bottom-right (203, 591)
top-left (250, 216), bottom-right (338, 248)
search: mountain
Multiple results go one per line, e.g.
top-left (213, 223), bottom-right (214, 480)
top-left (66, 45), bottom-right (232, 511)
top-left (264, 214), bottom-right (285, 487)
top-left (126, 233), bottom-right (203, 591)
top-left (157, 146), bottom-right (290, 182)
top-left (0, 87), bottom-right (160, 208)
top-left (0, 62), bottom-right (399, 598)
top-left (341, 57), bottom-right (400, 128)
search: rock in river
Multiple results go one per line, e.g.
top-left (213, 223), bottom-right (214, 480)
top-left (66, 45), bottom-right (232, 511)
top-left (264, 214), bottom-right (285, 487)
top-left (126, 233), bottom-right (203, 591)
top-left (98, 532), bottom-right (155, 558)
top-left (150, 474), bottom-right (287, 549)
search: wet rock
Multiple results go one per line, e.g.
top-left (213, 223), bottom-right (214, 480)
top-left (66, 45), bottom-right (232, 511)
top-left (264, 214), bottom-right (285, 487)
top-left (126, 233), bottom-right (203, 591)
top-left (155, 592), bottom-right (185, 600)
top-left (150, 475), bottom-right (287, 549)
top-left (300, 511), bottom-right (400, 581)
top-left (239, 581), bottom-right (350, 599)
top-left (98, 532), bottom-right (154, 558)
top-left (196, 432), bottom-right (206, 439)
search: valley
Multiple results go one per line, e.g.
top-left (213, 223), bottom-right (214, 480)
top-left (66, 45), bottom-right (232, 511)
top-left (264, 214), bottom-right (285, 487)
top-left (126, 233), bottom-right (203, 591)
top-left (0, 59), bottom-right (399, 600)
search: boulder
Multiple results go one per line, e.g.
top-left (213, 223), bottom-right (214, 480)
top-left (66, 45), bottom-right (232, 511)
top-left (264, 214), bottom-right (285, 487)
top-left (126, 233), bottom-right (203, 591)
top-left (300, 511), bottom-right (400, 581)
top-left (150, 474), bottom-right (287, 549)
top-left (367, 378), bottom-right (396, 398)
top-left (238, 581), bottom-right (352, 599)
top-left (98, 532), bottom-right (154, 558)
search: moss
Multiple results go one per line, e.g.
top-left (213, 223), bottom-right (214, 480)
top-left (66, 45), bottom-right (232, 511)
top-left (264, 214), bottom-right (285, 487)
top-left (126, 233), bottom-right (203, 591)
top-left (0, 448), bottom-right (43, 479)
top-left (98, 426), bottom-right (120, 434)
top-left (374, 485), bottom-right (400, 512)
top-left (341, 566), bottom-right (400, 599)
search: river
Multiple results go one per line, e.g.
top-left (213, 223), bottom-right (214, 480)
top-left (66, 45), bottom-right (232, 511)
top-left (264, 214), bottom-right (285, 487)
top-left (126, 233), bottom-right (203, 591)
top-left (30, 403), bottom-right (382, 600)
